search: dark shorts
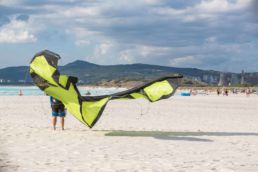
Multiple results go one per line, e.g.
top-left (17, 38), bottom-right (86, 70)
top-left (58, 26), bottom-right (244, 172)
top-left (51, 105), bottom-right (66, 117)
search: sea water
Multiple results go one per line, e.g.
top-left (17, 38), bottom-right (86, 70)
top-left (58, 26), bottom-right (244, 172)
top-left (0, 86), bottom-right (183, 96)
top-left (0, 86), bottom-right (126, 96)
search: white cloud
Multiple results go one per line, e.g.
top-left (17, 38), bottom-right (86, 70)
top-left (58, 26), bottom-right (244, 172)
top-left (61, 7), bottom-right (100, 18)
top-left (65, 27), bottom-right (100, 46)
top-left (75, 40), bottom-right (91, 46)
top-left (70, 27), bottom-right (99, 37)
top-left (196, 0), bottom-right (252, 13)
top-left (152, 0), bottom-right (252, 23)
top-left (206, 36), bottom-right (217, 43)
top-left (88, 41), bottom-right (116, 64)
top-left (98, 42), bottom-right (113, 55)
top-left (0, 18), bottom-right (36, 43)
top-left (143, 0), bottom-right (162, 5)
top-left (138, 45), bottom-right (171, 57)
top-left (89, 43), bottom-right (172, 65)
top-left (119, 50), bottom-right (134, 63)
top-left (152, 7), bottom-right (186, 16)
top-left (0, 0), bottom-right (21, 6)
top-left (169, 55), bottom-right (201, 67)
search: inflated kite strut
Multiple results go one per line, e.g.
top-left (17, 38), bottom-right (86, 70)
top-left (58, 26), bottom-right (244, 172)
top-left (30, 50), bottom-right (183, 128)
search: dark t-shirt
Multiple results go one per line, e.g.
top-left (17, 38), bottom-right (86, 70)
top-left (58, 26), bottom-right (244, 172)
top-left (50, 96), bottom-right (64, 107)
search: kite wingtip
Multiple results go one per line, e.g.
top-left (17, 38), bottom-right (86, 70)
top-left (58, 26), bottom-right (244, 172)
top-left (34, 49), bottom-right (61, 60)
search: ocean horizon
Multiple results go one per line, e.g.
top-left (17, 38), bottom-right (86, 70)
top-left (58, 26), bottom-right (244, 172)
top-left (0, 86), bottom-right (126, 96)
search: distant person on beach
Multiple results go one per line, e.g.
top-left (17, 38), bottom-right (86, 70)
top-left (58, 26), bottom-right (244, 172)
top-left (50, 96), bottom-right (66, 130)
top-left (246, 88), bottom-right (250, 97)
top-left (224, 89), bottom-right (229, 96)
top-left (18, 89), bottom-right (23, 96)
top-left (222, 88), bottom-right (228, 96)
top-left (217, 88), bottom-right (221, 96)
top-left (85, 91), bottom-right (91, 96)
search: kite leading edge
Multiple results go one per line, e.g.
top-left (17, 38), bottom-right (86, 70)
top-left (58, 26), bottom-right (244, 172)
top-left (30, 50), bottom-right (183, 128)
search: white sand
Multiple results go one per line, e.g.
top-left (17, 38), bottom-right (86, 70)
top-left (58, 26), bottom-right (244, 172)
top-left (1, 94), bottom-right (258, 172)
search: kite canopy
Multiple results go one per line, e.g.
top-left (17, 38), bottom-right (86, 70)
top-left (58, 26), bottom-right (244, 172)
top-left (30, 50), bottom-right (183, 128)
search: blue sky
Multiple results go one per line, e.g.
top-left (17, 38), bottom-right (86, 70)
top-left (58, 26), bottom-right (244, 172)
top-left (0, 0), bottom-right (257, 72)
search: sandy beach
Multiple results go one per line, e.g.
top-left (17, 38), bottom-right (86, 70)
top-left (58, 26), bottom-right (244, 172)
top-left (1, 94), bottom-right (258, 172)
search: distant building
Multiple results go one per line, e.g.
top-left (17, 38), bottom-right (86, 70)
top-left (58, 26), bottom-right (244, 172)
top-left (249, 73), bottom-right (254, 77)
top-left (18, 80), bottom-right (25, 83)
top-left (202, 75), bottom-right (209, 82)
top-left (78, 80), bottom-right (84, 84)
top-left (190, 76), bottom-right (201, 81)
top-left (200, 74), bottom-right (219, 85)
top-left (241, 70), bottom-right (245, 85)
top-left (209, 75), bottom-right (218, 84)
top-left (230, 74), bottom-right (240, 85)
top-left (218, 73), bottom-right (227, 86)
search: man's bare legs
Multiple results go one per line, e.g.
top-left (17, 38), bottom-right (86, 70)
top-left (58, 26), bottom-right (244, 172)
top-left (60, 117), bottom-right (65, 130)
top-left (52, 116), bottom-right (57, 130)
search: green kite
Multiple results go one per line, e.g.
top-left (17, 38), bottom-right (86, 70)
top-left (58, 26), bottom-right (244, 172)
top-left (30, 50), bottom-right (183, 128)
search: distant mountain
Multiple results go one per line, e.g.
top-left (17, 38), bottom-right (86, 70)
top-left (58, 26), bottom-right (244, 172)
top-left (58, 60), bottom-right (222, 86)
top-left (0, 66), bottom-right (29, 83)
top-left (63, 60), bottom-right (99, 69)
top-left (0, 60), bottom-right (257, 86)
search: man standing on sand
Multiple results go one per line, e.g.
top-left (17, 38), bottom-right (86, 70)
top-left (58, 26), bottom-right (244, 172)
top-left (217, 88), bottom-right (221, 96)
top-left (50, 96), bottom-right (66, 130)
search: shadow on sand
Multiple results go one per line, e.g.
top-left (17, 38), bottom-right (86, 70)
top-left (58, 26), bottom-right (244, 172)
top-left (101, 131), bottom-right (258, 142)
